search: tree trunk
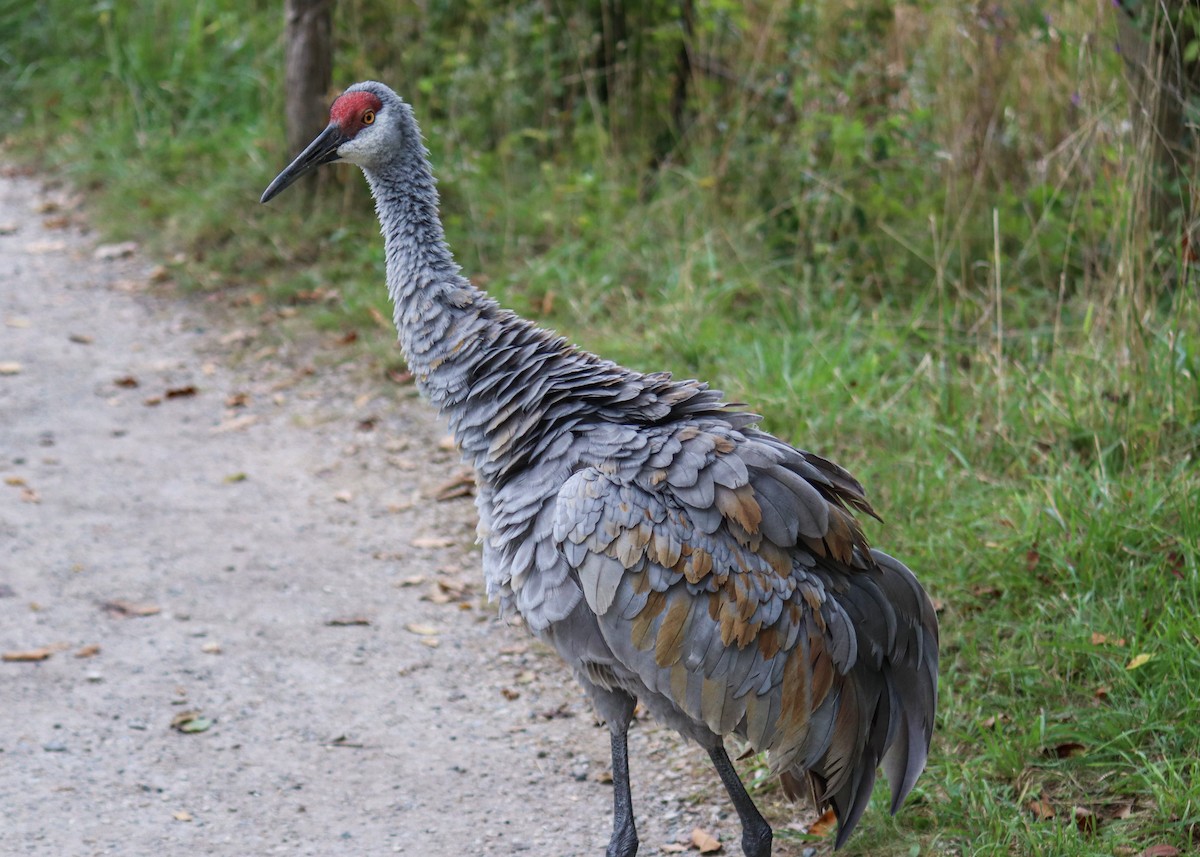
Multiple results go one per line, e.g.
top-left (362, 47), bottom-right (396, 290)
top-left (284, 0), bottom-right (334, 198)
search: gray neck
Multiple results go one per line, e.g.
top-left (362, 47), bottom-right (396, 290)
top-left (359, 107), bottom-right (726, 483)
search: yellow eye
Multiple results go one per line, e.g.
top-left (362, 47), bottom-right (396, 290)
top-left (362, 110), bottom-right (375, 125)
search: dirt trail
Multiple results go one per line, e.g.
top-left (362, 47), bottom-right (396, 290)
top-left (0, 169), bottom-right (777, 856)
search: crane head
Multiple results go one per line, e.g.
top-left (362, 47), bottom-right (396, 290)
top-left (260, 83), bottom-right (390, 203)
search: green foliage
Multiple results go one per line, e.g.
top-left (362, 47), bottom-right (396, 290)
top-left (3, 1), bottom-right (1199, 854)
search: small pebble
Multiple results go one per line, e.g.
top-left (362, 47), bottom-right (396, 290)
top-left (85, 671), bottom-right (103, 683)
top-left (43, 741), bottom-right (67, 753)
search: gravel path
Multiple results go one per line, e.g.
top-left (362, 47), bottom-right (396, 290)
top-left (0, 169), bottom-right (795, 857)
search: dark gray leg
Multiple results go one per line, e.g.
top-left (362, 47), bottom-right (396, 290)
top-left (707, 742), bottom-right (772, 857)
top-left (607, 722), bottom-right (638, 857)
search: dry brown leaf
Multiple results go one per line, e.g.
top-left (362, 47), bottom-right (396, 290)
top-left (68, 333), bottom-right (93, 345)
top-left (1139, 846), bottom-right (1180, 857)
top-left (74, 643), bottom-right (101, 658)
top-left (433, 469), bottom-right (475, 501)
top-left (211, 415), bottom-right (259, 433)
top-left (500, 688), bottom-right (520, 701)
top-left (93, 241), bottom-right (138, 260)
top-left (807, 808), bottom-right (838, 837)
top-left (326, 616), bottom-right (370, 627)
top-left (690, 828), bottom-right (721, 853)
top-left (20, 487), bottom-right (40, 504)
top-left (592, 769), bottom-right (613, 784)
top-left (102, 599), bottom-right (161, 618)
top-left (225, 392), bottom-right (250, 408)
top-left (114, 375), bottom-right (139, 388)
top-left (1044, 742), bottom-right (1086, 759)
top-left (661, 845), bottom-right (688, 854)
top-left (1073, 807), bottom-right (1097, 836)
top-left (165, 385), bottom-right (197, 399)
top-left (27, 240), bottom-right (67, 254)
top-left (1027, 799), bottom-right (1055, 820)
top-left (2, 647), bottom-right (54, 662)
top-left (3, 476), bottom-right (25, 487)
top-left (397, 575), bottom-right (426, 587)
top-left (411, 535), bottom-right (456, 549)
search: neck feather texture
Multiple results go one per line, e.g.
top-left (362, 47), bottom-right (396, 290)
top-left (361, 110), bottom-right (730, 484)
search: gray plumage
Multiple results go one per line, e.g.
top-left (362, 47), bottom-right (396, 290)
top-left (262, 81), bottom-right (939, 857)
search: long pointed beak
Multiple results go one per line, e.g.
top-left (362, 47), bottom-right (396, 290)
top-left (260, 123), bottom-right (350, 203)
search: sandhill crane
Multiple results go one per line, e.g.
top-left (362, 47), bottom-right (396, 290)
top-left (261, 81), bottom-right (939, 857)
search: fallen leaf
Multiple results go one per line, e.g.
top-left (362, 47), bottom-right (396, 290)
top-left (223, 472), bottom-right (247, 483)
top-left (165, 385), bottom-right (197, 399)
top-left (3, 476), bottom-right (25, 487)
top-left (387, 367), bottom-right (414, 385)
top-left (93, 241), bottom-right (138, 260)
top-left (1073, 806), bottom-right (1097, 835)
top-left (1093, 685), bottom-right (1111, 702)
top-left (1091, 632), bottom-right (1126, 646)
top-left (500, 688), bottom-right (520, 701)
top-left (1044, 742), bottom-right (1086, 759)
top-left (225, 392), bottom-right (250, 408)
top-left (20, 487), bottom-right (40, 503)
top-left (170, 711), bottom-right (212, 734)
top-left (326, 616), bottom-right (370, 627)
top-left (411, 536), bottom-right (455, 549)
top-left (0, 362), bottom-right (22, 375)
top-left (68, 333), bottom-right (93, 345)
top-left (397, 575), bottom-right (426, 587)
top-left (433, 469), bottom-right (475, 501)
top-left (418, 637), bottom-right (440, 648)
top-left (334, 490), bottom-right (353, 504)
top-left (74, 643), bottom-right (101, 658)
top-left (101, 599), bottom-right (161, 618)
top-left (114, 375), bottom-right (139, 388)
top-left (405, 623), bottom-right (439, 636)
top-left (980, 712), bottom-right (1011, 730)
top-left (1028, 799), bottom-right (1055, 820)
top-left (690, 827), bottom-right (722, 853)
top-left (200, 642), bottom-right (222, 654)
top-left (1139, 846), bottom-right (1180, 857)
top-left (592, 769), bottom-right (613, 784)
top-left (1126, 653), bottom-right (1154, 670)
top-left (27, 240), bottom-right (67, 254)
top-left (143, 396), bottom-right (162, 406)
top-left (662, 845), bottom-right (688, 854)
top-left (172, 810), bottom-right (193, 822)
top-left (363, 305), bottom-right (391, 330)
top-left (807, 808), bottom-right (838, 836)
top-left (211, 415), bottom-right (259, 433)
top-left (437, 435), bottom-right (457, 452)
top-left (2, 647), bottom-right (54, 662)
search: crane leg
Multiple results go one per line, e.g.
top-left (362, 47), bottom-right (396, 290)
top-left (607, 721), bottom-right (639, 857)
top-left (707, 742), bottom-right (772, 857)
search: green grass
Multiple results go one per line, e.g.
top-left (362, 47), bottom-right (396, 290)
top-left (3, 1), bottom-right (1199, 853)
